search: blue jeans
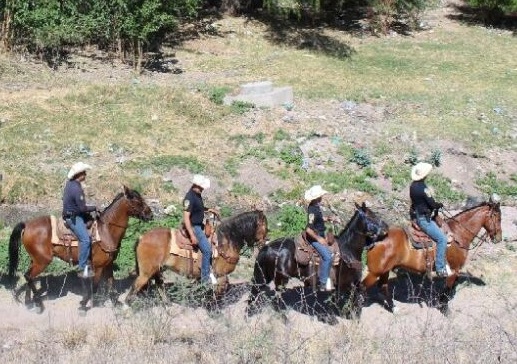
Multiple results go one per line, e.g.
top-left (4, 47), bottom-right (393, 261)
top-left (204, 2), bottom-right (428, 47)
top-left (193, 225), bottom-right (212, 282)
top-left (66, 215), bottom-right (91, 270)
top-left (416, 216), bottom-right (448, 272)
top-left (310, 241), bottom-right (333, 286)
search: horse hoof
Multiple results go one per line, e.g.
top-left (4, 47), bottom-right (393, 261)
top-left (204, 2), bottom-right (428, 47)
top-left (392, 306), bottom-right (400, 314)
top-left (29, 305), bottom-right (43, 314)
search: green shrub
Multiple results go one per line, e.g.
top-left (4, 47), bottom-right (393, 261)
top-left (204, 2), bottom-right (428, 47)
top-left (427, 148), bottom-right (442, 167)
top-left (208, 86), bottom-right (231, 105)
top-left (350, 147), bottom-right (372, 168)
top-left (427, 174), bottom-right (466, 203)
top-left (268, 204), bottom-right (306, 239)
top-left (476, 172), bottom-right (517, 198)
top-left (230, 101), bottom-right (255, 114)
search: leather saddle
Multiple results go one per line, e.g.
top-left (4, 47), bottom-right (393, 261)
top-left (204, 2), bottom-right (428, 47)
top-left (294, 232), bottom-right (340, 266)
top-left (173, 222), bottom-right (214, 251)
top-left (407, 215), bottom-right (453, 250)
top-left (50, 215), bottom-right (100, 246)
top-left (169, 221), bottom-right (218, 259)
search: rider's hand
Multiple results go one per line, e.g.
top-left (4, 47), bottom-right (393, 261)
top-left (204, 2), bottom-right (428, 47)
top-left (191, 235), bottom-right (198, 246)
top-left (318, 236), bottom-right (327, 245)
top-left (436, 203), bottom-right (444, 210)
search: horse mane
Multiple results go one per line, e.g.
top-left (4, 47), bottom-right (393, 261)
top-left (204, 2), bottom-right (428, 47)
top-left (452, 201), bottom-right (494, 218)
top-left (336, 210), bottom-right (362, 251)
top-left (216, 210), bottom-right (266, 248)
top-left (100, 188), bottom-right (142, 214)
top-left (101, 192), bottom-right (125, 214)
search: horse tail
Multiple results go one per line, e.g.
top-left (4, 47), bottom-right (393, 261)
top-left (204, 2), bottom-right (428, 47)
top-left (133, 237), bottom-right (141, 275)
top-left (8, 222), bottom-right (25, 278)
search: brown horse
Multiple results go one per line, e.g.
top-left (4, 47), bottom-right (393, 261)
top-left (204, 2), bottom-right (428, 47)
top-left (363, 195), bottom-right (502, 313)
top-left (8, 186), bottom-right (153, 314)
top-left (125, 210), bottom-right (268, 305)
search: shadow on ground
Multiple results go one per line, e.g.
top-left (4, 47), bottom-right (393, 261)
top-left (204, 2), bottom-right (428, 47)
top-left (364, 268), bottom-right (487, 311)
top-left (1, 271), bottom-right (134, 308)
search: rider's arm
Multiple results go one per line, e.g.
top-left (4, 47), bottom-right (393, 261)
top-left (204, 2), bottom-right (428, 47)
top-left (306, 226), bottom-right (326, 245)
top-left (183, 210), bottom-right (197, 244)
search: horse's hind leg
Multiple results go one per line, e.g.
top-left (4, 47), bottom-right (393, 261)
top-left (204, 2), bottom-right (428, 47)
top-left (125, 273), bottom-right (152, 306)
top-left (153, 272), bottom-right (170, 304)
top-left (24, 260), bottom-right (50, 313)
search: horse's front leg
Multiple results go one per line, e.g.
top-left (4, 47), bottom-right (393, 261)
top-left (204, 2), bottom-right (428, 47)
top-left (378, 271), bottom-right (396, 313)
top-left (103, 264), bottom-right (122, 306)
top-left (438, 273), bottom-right (458, 315)
top-left (78, 268), bottom-right (101, 314)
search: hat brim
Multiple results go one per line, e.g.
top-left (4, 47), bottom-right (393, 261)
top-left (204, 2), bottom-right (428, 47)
top-left (411, 164), bottom-right (432, 181)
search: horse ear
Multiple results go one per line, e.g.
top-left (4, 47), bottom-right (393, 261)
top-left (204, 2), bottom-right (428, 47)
top-left (354, 202), bottom-right (361, 210)
top-left (362, 202), bottom-right (367, 209)
top-left (123, 185), bottom-right (129, 196)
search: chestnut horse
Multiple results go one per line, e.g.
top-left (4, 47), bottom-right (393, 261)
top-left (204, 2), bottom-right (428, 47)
top-left (247, 203), bottom-right (388, 318)
top-left (125, 210), bottom-right (268, 304)
top-left (363, 195), bottom-right (502, 313)
top-left (8, 186), bottom-right (153, 314)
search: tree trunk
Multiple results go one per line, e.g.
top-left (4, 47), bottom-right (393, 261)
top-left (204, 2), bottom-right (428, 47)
top-left (1, 8), bottom-right (12, 52)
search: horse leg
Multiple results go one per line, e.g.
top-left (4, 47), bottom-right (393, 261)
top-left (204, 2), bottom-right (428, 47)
top-left (378, 272), bottom-right (395, 313)
top-left (153, 272), bottom-right (170, 305)
top-left (24, 260), bottom-right (50, 313)
top-left (247, 259), bottom-right (273, 315)
top-left (126, 271), bottom-right (153, 306)
top-left (103, 264), bottom-right (121, 307)
top-left (438, 274), bottom-right (457, 316)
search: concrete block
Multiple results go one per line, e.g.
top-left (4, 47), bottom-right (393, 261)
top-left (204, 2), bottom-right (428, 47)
top-left (223, 84), bottom-right (293, 108)
top-left (240, 81), bottom-right (273, 95)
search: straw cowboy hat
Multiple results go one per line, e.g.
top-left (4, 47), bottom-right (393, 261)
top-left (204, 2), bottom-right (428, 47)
top-left (192, 174), bottom-right (211, 190)
top-left (411, 162), bottom-right (433, 181)
top-left (67, 162), bottom-right (92, 180)
top-left (304, 185), bottom-right (328, 203)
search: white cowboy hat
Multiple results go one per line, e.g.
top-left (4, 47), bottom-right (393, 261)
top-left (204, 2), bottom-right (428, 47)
top-left (411, 162), bottom-right (433, 181)
top-left (192, 174), bottom-right (211, 190)
top-left (304, 185), bottom-right (328, 202)
top-left (67, 162), bottom-right (92, 180)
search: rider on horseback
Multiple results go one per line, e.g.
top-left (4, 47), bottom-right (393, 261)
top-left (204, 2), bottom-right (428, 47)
top-left (409, 162), bottom-right (450, 278)
top-left (62, 162), bottom-right (98, 279)
top-left (183, 174), bottom-right (219, 284)
top-left (304, 185), bottom-right (334, 291)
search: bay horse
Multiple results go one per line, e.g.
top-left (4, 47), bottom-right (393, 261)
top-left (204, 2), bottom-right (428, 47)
top-left (247, 203), bottom-right (388, 318)
top-left (363, 194), bottom-right (502, 314)
top-left (8, 185), bottom-right (153, 313)
top-left (125, 210), bottom-right (268, 305)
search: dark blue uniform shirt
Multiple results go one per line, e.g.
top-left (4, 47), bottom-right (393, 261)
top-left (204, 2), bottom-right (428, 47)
top-left (62, 179), bottom-right (95, 218)
top-left (307, 203), bottom-right (325, 238)
top-left (410, 180), bottom-right (441, 218)
top-left (183, 188), bottom-right (205, 225)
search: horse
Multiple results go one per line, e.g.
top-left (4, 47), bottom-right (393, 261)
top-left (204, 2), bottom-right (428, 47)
top-left (125, 210), bottom-right (268, 305)
top-left (247, 203), bottom-right (388, 318)
top-left (8, 185), bottom-right (153, 314)
top-left (363, 194), bottom-right (502, 314)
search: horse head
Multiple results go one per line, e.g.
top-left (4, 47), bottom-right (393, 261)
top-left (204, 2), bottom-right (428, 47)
top-left (485, 193), bottom-right (503, 243)
top-left (122, 185), bottom-right (153, 222)
top-left (354, 202), bottom-right (389, 242)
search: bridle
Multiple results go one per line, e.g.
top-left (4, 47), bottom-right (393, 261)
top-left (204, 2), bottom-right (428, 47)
top-left (442, 204), bottom-right (500, 251)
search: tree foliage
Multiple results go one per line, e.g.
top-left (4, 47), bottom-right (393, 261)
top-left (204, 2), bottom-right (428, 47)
top-left (0, 0), bottom-right (202, 70)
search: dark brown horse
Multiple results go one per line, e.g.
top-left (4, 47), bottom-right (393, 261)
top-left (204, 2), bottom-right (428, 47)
top-left (125, 210), bottom-right (268, 305)
top-left (8, 186), bottom-right (153, 313)
top-left (247, 203), bottom-right (388, 318)
top-left (363, 195), bottom-right (502, 313)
